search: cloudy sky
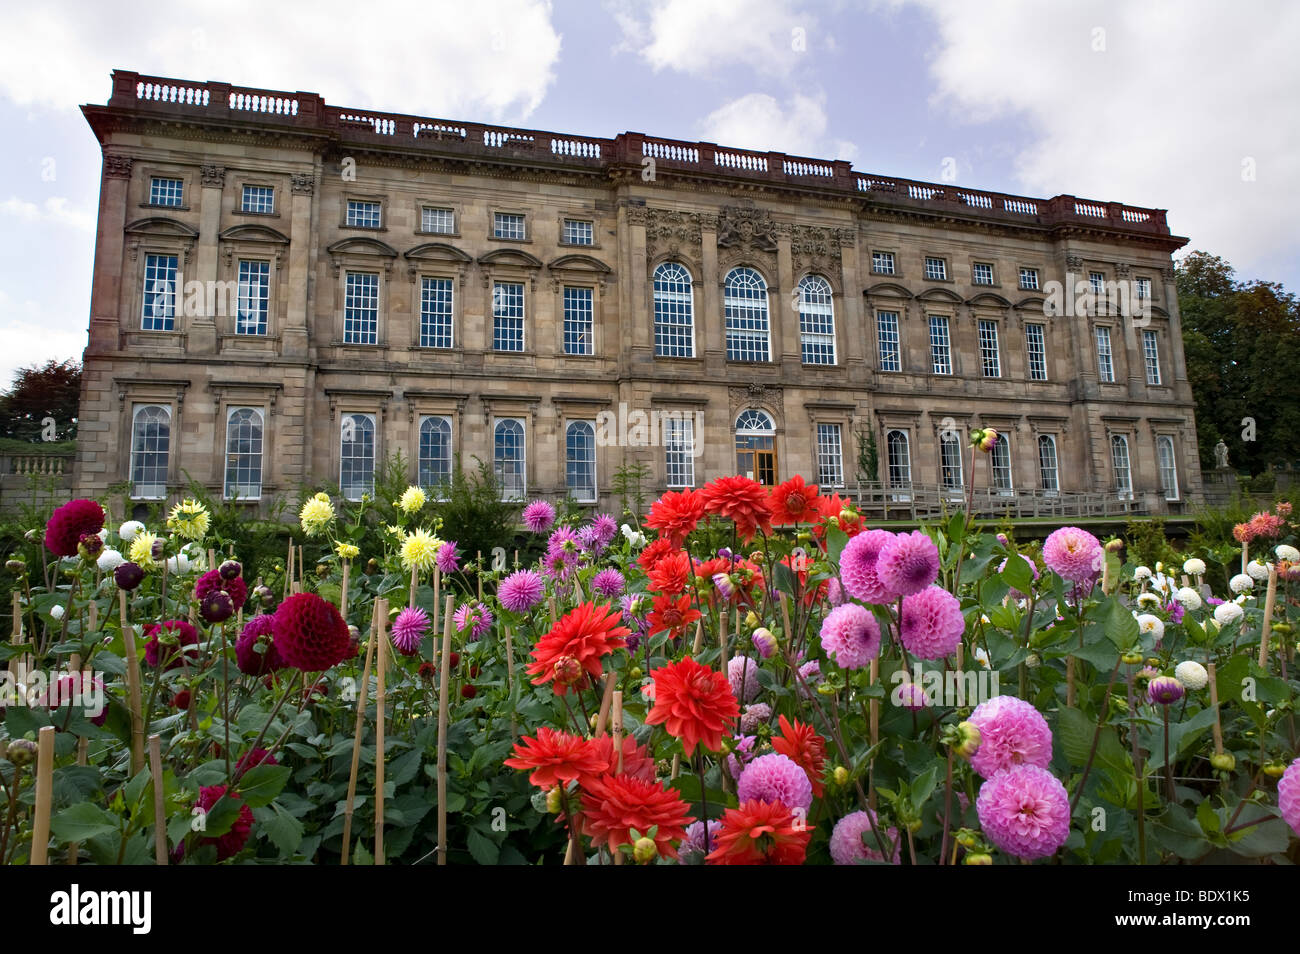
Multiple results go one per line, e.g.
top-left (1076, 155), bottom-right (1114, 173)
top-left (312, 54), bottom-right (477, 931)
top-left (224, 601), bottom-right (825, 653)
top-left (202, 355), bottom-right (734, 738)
top-left (1, 0), bottom-right (1296, 387)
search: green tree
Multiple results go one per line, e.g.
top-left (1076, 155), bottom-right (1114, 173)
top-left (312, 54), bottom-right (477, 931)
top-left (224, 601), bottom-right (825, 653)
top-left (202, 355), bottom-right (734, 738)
top-left (0, 358), bottom-right (81, 442)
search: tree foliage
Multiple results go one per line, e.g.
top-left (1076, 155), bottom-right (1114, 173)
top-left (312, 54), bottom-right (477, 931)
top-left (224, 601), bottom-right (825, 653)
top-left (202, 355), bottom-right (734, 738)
top-left (0, 358), bottom-right (81, 442)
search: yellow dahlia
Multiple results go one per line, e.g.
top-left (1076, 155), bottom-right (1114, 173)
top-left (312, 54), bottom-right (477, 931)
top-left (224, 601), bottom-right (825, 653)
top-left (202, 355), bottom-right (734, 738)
top-left (398, 486), bottom-right (427, 515)
top-left (299, 493), bottom-right (335, 537)
top-left (129, 532), bottom-right (159, 568)
top-left (167, 499), bottom-right (211, 541)
top-left (336, 542), bottom-right (360, 560)
top-left (401, 529), bottom-right (443, 572)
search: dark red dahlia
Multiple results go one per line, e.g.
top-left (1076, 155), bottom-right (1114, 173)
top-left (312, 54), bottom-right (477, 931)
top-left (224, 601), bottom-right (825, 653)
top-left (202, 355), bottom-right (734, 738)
top-left (235, 747), bottom-right (278, 774)
top-left (114, 561), bottom-right (145, 590)
top-left (172, 690), bottom-right (192, 710)
top-left (143, 620), bottom-right (201, 670)
top-left (235, 614), bottom-right (285, 676)
top-left (271, 592), bottom-right (351, 671)
top-left (195, 569), bottom-right (247, 611)
top-left (44, 499), bottom-right (105, 557)
top-left (196, 785), bottom-right (253, 861)
top-left (200, 591), bottom-right (234, 624)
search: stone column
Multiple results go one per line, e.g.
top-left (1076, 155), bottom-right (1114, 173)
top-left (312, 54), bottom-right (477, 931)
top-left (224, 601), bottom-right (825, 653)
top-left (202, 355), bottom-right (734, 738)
top-left (776, 229), bottom-right (798, 370)
top-left (88, 154), bottom-right (133, 353)
top-left (700, 216), bottom-right (723, 371)
top-left (283, 173), bottom-right (314, 357)
top-left (188, 164), bottom-right (223, 354)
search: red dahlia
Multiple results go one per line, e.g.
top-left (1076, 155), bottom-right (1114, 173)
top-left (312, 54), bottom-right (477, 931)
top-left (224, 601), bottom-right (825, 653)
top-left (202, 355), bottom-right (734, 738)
top-left (637, 536), bottom-right (678, 574)
top-left (814, 492), bottom-right (864, 540)
top-left (584, 733), bottom-right (658, 785)
top-left (643, 656), bottom-right (739, 756)
top-left (772, 714), bottom-right (828, 798)
top-left (143, 619), bottom-right (201, 670)
top-left (581, 775), bottom-right (695, 858)
top-left (196, 785), bottom-right (254, 861)
top-left (44, 499), bottom-right (105, 557)
top-left (526, 601), bottom-right (629, 695)
top-left (769, 475), bottom-right (820, 526)
top-left (647, 549), bottom-right (692, 595)
top-left (271, 592), bottom-right (351, 671)
top-left (195, 568), bottom-right (248, 612)
top-left (235, 747), bottom-right (277, 775)
top-left (644, 489), bottom-right (705, 547)
top-left (646, 593), bottom-right (701, 640)
top-left (706, 799), bottom-right (813, 864)
top-left (699, 475), bottom-right (773, 542)
top-left (504, 727), bottom-right (606, 789)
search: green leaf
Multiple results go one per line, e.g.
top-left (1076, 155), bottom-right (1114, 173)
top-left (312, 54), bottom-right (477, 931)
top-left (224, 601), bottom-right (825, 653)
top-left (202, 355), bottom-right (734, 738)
top-left (263, 803), bottom-right (305, 856)
top-left (999, 554), bottom-right (1034, 597)
top-left (1196, 799), bottom-right (1221, 836)
top-left (1056, 706), bottom-right (1097, 766)
top-left (1227, 816), bottom-right (1289, 858)
top-left (909, 765), bottom-right (939, 813)
top-left (1150, 805), bottom-right (1209, 860)
top-left (466, 828), bottom-right (500, 865)
top-left (237, 764), bottom-right (291, 808)
top-left (50, 802), bottom-right (119, 843)
top-left (1100, 597), bottom-right (1139, 650)
top-left (825, 527), bottom-right (849, 565)
top-left (200, 793), bottom-right (245, 838)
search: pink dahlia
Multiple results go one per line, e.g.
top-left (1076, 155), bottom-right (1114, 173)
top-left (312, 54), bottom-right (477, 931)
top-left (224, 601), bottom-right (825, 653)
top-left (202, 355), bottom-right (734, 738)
top-left (522, 499), bottom-right (556, 533)
top-left (391, 606), bottom-right (430, 656)
top-left (967, 694), bottom-right (1053, 779)
top-left (499, 569), bottom-right (545, 612)
top-left (896, 681), bottom-right (930, 710)
top-left (44, 499), bottom-right (106, 558)
top-left (1279, 757), bottom-right (1300, 838)
top-left (739, 702), bottom-right (772, 735)
top-left (591, 567), bottom-right (625, 598)
top-left (727, 656), bottom-right (761, 703)
top-left (591, 513), bottom-right (619, 547)
top-left (819, 603), bottom-right (881, 670)
top-left (899, 585), bottom-right (965, 660)
top-left (976, 764), bottom-right (1070, 860)
top-left (829, 810), bottom-right (901, 865)
top-left (876, 530), bottom-right (940, 596)
top-left (736, 752), bottom-right (814, 813)
top-left (235, 614), bottom-right (284, 676)
top-left (839, 530), bottom-right (899, 604)
top-left (453, 600), bottom-right (495, 641)
top-left (1042, 526), bottom-right (1102, 583)
top-left (435, 541), bottom-right (460, 575)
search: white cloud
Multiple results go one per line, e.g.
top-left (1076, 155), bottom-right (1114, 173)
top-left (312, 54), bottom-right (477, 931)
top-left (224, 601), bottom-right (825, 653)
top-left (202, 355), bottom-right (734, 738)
top-left (891, 0), bottom-right (1300, 281)
top-left (700, 91), bottom-right (856, 161)
top-left (0, 196), bottom-right (95, 232)
top-left (612, 0), bottom-right (815, 75)
top-left (0, 0), bottom-right (562, 122)
top-left (0, 313), bottom-right (86, 390)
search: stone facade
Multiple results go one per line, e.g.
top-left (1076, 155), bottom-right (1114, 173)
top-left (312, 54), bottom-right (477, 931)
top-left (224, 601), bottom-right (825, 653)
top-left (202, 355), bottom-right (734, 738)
top-left (75, 70), bottom-right (1197, 517)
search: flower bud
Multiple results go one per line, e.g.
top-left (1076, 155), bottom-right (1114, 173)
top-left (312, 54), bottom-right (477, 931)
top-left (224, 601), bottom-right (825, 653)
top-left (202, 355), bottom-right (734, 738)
top-left (5, 558), bottom-right (25, 575)
top-left (751, 627), bottom-right (778, 659)
top-left (1147, 676), bottom-right (1184, 706)
top-left (199, 590), bottom-right (234, 624)
top-left (6, 739), bottom-right (38, 766)
top-left (546, 787), bottom-right (563, 814)
top-left (77, 532), bottom-right (104, 561)
top-left (833, 765), bottom-right (849, 787)
top-left (554, 655), bottom-right (582, 688)
top-left (460, 684), bottom-right (477, 699)
top-left (114, 561), bottom-right (145, 591)
top-left (219, 559), bottom-right (242, 581)
top-left (1263, 760), bottom-right (1286, 779)
top-left (316, 564), bottom-right (330, 579)
top-left (838, 508), bottom-right (856, 524)
top-left (1121, 649), bottom-right (1144, 665)
top-left (629, 666), bottom-right (643, 680)
top-left (953, 721), bottom-right (982, 760)
top-left (1209, 751), bottom-right (1235, 772)
top-left (633, 837), bottom-right (657, 864)
top-left (964, 852), bottom-right (993, 865)
top-left (744, 611), bottom-right (759, 628)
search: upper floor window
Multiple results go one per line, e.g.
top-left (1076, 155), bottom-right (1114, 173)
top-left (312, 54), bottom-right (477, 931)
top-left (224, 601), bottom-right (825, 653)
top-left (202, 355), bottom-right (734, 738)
top-left (493, 212), bottom-right (526, 240)
top-left (241, 185), bottom-right (274, 214)
top-left (972, 263), bottom-right (994, 285)
top-left (929, 315), bottom-right (952, 375)
top-left (236, 260), bottom-right (270, 336)
top-left (344, 272), bottom-right (379, 345)
top-left (421, 207), bottom-right (455, 235)
top-left (563, 286), bottom-right (594, 355)
top-left (346, 200), bottom-right (382, 229)
top-left (724, 267), bottom-right (770, 363)
top-left (1095, 326), bottom-right (1115, 382)
top-left (653, 262), bottom-right (695, 358)
top-left (493, 281), bottom-right (525, 352)
top-left (562, 219), bottom-right (594, 246)
top-left (1143, 330), bottom-right (1161, 385)
top-left (1025, 323), bottom-right (1048, 381)
top-left (816, 423), bottom-right (844, 488)
top-left (419, 415), bottom-right (452, 493)
top-left (224, 407), bottom-right (264, 500)
top-left (877, 311), bottom-right (901, 372)
top-left (1019, 268), bottom-right (1039, 290)
top-left (130, 404), bottom-right (170, 499)
top-left (797, 274), bottom-right (835, 365)
top-left (149, 177), bottom-right (184, 207)
top-left (420, 277), bottom-right (454, 348)
top-left (565, 420), bottom-right (597, 503)
top-left (1136, 277), bottom-right (1152, 300)
top-left (1089, 270), bottom-right (1106, 299)
top-left (872, 251), bottom-right (896, 275)
top-left (340, 413), bottom-right (375, 501)
top-left (924, 257), bottom-right (947, 281)
top-left (494, 418), bottom-right (526, 500)
top-left (978, 319), bottom-right (1001, 378)
top-left (1157, 435), bottom-right (1179, 501)
top-left (142, 254), bottom-right (178, 331)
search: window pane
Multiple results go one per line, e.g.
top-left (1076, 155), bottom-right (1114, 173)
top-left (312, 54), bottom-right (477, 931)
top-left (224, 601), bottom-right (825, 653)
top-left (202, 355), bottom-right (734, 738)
top-left (991, 436), bottom-right (1012, 490)
top-left (872, 251), bottom-right (895, 275)
top-left (346, 201), bottom-right (381, 228)
top-left (419, 416), bottom-right (452, 492)
top-left (224, 407), bottom-right (263, 499)
top-left (241, 185), bottom-right (274, 214)
top-left (420, 277), bottom-right (453, 348)
top-left (929, 316), bottom-right (952, 375)
top-left (1038, 435), bottom-right (1059, 493)
top-left (493, 212), bottom-right (525, 239)
top-left (345, 272), bottom-right (379, 344)
top-left (1143, 330), bottom-right (1161, 385)
top-left (979, 320), bottom-right (1001, 377)
top-left (665, 416), bottom-right (695, 488)
top-left (940, 434), bottom-right (963, 489)
top-left (816, 423), bottom-right (843, 487)
top-left (653, 262), bottom-right (694, 358)
top-left (925, 257), bottom-right (946, 280)
top-left (877, 311), bottom-right (900, 372)
top-left (887, 430), bottom-right (911, 486)
top-left (563, 219), bottom-right (594, 245)
top-left (1111, 435), bottom-right (1132, 497)
top-left (340, 413), bottom-right (375, 500)
top-left (973, 263), bottom-right (993, 285)
top-left (237, 260), bottom-right (270, 335)
top-left (1025, 324), bottom-right (1047, 381)
top-left (422, 207), bottom-right (455, 234)
top-left (1158, 436), bottom-right (1179, 500)
top-left (143, 254), bottom-right (178, 331)
top-left (494, 419), bottom-right (526, 500)
top-left (565, 421), bottom-right (597, 502)
top-left (131, 405), bottom-right (170, 498)
top-left (150, 177), bottom-right (183, 207)
top-left (563, 286), bottom-right (594, 355)
top-left (724, 267), bottom-right (770, 362)
top-left (493, 282), bottom-right (525, 351)
top-left (1095, 326), bottom-right (1114, 382)
top-left (1019, 268), bottom-right (1039, 290)
top-left (798, 275), bottom-right (835, 365)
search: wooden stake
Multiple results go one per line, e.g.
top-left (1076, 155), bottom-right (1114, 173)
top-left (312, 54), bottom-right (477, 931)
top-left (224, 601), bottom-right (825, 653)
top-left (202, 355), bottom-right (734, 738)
top-left (869, 657), bottom-right (880, 811)
top-left (284, 542), bottom-right (294, 602)
top-left (341, 605), bottom-right (381, 865)
top-left (30, 726), bottom-right (56, 865)
top-left (1207, 661), bottom-right (1224, 756)
top-left (375, 598), bottom-right (390, 865)
top-left (340, 559), bottom-right (351, 622)
top-left (595, 672), bottom-right (617, 735)
top-left (298, 546), bottom-right (305, 587)
top-left (1258, 565), bottom-right (1278, 670)
top-left (207, 548), bottom-right (217, 572)
top-left (118, 590), bottom-right (145, 775)
top-left (437, 594), bottom-right (455, 865)
top-left (149, 734), bottom-right (167, 865)
top-left (408, 566), bottom-right (418, 610)
top-left (1241, 540), bottom-right (1248, 575)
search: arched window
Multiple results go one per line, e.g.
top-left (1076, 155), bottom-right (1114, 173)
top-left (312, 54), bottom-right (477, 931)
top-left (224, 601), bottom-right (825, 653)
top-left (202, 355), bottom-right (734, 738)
top-left (494, 418), bottom-right (526, 501)
top-left (990, 434), bottom-right (1013, 492)
top-left (1038, 434), bottom-right (1059, 495)
top-left (565, 420), bottom-right (597, 503)
top-left (1157, 435), bottom-right (1179, 501)
top-left (940, 432), bottom-right (963, 490)
top-left (1111, 434), bottom-right (1132, 499)
top-left (886, 430), bottom-right (911, 501)
top-left (797, 274), bottom-right (835, 365)
top-left (419, 416), bottom-right (452, 492)
top-left (724, 267), bottom-right (770, 362)
top-left (653, 262), bottom-right (694, 358)
top-left (735, 409), bottom-right (776, 486)
top-left (340, 413), bottom-right (376, 501)
top-left (130, 404), bottom-right (170, 499)
top-left (224, 407), bottom-right (264, 500)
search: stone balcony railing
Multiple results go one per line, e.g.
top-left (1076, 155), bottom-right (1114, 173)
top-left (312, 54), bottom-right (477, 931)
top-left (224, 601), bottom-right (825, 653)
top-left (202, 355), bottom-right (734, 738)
top-left (98, 70), bottom-right (1175, 241)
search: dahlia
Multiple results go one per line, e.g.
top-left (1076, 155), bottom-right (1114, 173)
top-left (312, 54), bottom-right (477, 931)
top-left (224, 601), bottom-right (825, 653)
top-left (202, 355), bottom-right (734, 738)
top-left (644, 656), bottom-right (739, 756)
top-left (96, 548), bottom-right (125, 573)
top-left (1279, 758), bottom-right (1300, 838)
top-left (522, 499), bottom-right (557, 534)
top-left (769, 474), bottom-right (820, 526)
top-left (706, 800), bottom-right (813, 865)
top-left (830, 810), bottom-right (901, 865)
top-left (526, 602), bottom-right (629, 694)
top-left (401, 529), bottom-right (442, 573)
top-left (1174, 660), bottom-right (1208, 690)
top-left (235, 748), bottom-right (278, 774)
top-left (584, 733), bottom-right (657, 784)
top-left (1229, 573), bottom-right (1254, 594)
top-left (645, 489), bottom-right (705, 546)
top-left (235, 614), bottom-right (284, 676)
top-left (118, 520), bottom-right (145, 542)
top-left (581, 775), bottom-right (695, 858)
top-left (796, 660), bottom-right (822, 696)
top-left (699, 475), bottom-right (774, 542)
top-left (196, 786), bottom-right (254, 861)
top-left (1277, 544), bottom-right (1300, 563)
top-left (299, 492), bottom-right (334, 536)
top-left (647, 549), bottom-right (692, 595)
top-left (504, 727), bottom-right (605, 789)
top-left (1183, 558), bottom-right (1206, 576)
top-left (591, 567), bottom-right (625, 599)
top-left (900, 586), bottom-right (966, 660)
top-left (398, 485), bottom-right (426, 514)
top-left (44, 499), bottom-right (106, 557)
top-left (976, 765), bottom-right (1070, 860)
top-left (839, 530), bottom-right (899, 604)
top-left (335, 542), bottom-right (360, 561)
top-left (967, 694), bottom-right (1054, 779)
top-left (143, 620), bottom-right (201, 670)
top-left (771, 714), bottom-right (827, 798)
top-left (498, 569), bottom-right (545, 613)
top-left (637, 536), bottom-right (677, 574)
top-left (1246, 560), bottom-right (1271, 582)
top-left (819, 603), bottom-right (881, 670)
top-left (1175, 586), bottom-right (1202, 611)
top-left (114, 561), bottom-right (145, 591)
top-left (195, 568), bottom-right (247, 611)
top-left (453, 600), bottom-right (495, 641)
top-left (167, 499), bottom-right (211, 541)
top-left (737, 753), bottom-right (813, 812)
top-left (1042, 526), bottom-right (1103, 583)
top-left (1147, 676), bottom-right (1185, 706)
top-left (876, 530), bottom-right (940, 596)
top-left (272, 592), bottom-right (352, 671)
top-left (435, 540), bottom-right (460, 575)
top-left (1136, 614), bottom-right (1165, 643)
top-left (751, 627), bottom-right (778, 659)
top-left (895, 680), bottom-right (929, 710)
top-left (391, 606), bottom-right (430, 656)
top-left (740, 702), bottom-right (773, 735)
top-left (678, 820), bottom-right (722, 864)
top-left (646, 593), bottom-right (701, 640)
top-left (727, 656), bottom-right (761, 703)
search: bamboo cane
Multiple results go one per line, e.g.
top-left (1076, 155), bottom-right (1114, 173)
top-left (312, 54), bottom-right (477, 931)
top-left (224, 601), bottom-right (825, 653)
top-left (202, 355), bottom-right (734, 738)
top-left (408, 566), bottom-right (418, 610)
top-left (119, 590), bottom-right (145, 775)
top-left (437, 594), bottom-right (455, 865)
top-left (298, 546), bottom-right (305, 588)
top-left (340, 559), bottom-right (351, 622)
top-left (30, 726), bottom-right (56, 865)
top-left (149, 734), bottom-right (167, 865)
top-left (341, 605), bottom-right (381, 865)
top-left (284, 542), bottom-right (294, 601)
top-left (375, 598), bottom-right (390, 865)
top-left (1258, 565), bottom-right (1278, 670)
top-left (595, 672), bottom-right (617, 735)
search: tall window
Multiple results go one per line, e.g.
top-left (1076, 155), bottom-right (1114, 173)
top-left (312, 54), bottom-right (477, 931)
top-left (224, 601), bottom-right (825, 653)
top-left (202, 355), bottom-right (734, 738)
top-left (340, 413), bottom-right (376, 501)
top-left (664, 416), bottom-right (695, 488)
top-left (798, 275), bottom-right (835, 365)
top-left (142, 254), bottom-right (178, 331)
top-left (940, 433), bottom-right (963, 490)
top-left (563, 286), bottom-right (594, 355)
top-left (130, 405), bottom-right (170, 499)
top-left (978, 320), bottom-right (1001, 377)
top-left (924, 257), bottom-right (947, 281)
top-left (1157, 435), bottom-right (1179, 500)
top-left (1095, 326), bottom-right (1114, 382)
top-left (224, 407), bottom-right (264, 500)
top-left (1025, 323), bottom-right (1047, 381)
top-left (565, 420), bottom-right (597, 502)
top-left (877, 311), bottom-right (901, 372)
top-left (1143, 330), bottom-right (1161, 385)
top-left (1111, 434), bottom-right (1132, 499)
top-left (990, 435), bottom-right (1013, 491)
top-left (735, 410), bottom-right (777, 487)
top-left (929, 316), bottom-right (952, 375)
top-left (1136, 277), bottom-right (1152, 300)
top-left (418, 416), bottom-right (452, 492)
top-left (420, 277), bottom-right (453, 348)
top-left (886, 430), bottom-right (911, 486)
top-left (1089, 271), bottom-right (1105, 296)
top-left (493, 281), bottom-right (525, 352)
top-left (1019, 268), bottom-right (1039, 290)
top-left (241, 185), bottom-right (274, 214)
top-left (562, 219), bottom-right (594, 245)
top-left (344, 272), bottom-right (379, 345)
top-left (972, 263), bottom-right (994, 285)
top-left (816, 423), bottom-right (844, 488)
top-left (1038, 435), bottom-right (1059, 494)
top-left (494, 419), bottom-right (526, 500)
top-left (653, 262), bottom-right (695, 358)
top-left (346, 200), bottom-right (381, 229)
top-left (724, 267), bottom-right (770, 362)
top-left (236, 260), bottom-right (270, 335)
top-left (421, 207), bottom-right (455, 234)
top-left (872, 251), bottom-right (895, 275)
top-left (493, 212), bottom-right (525, 240)
top-left (149, 177), bottom-right (184, 207)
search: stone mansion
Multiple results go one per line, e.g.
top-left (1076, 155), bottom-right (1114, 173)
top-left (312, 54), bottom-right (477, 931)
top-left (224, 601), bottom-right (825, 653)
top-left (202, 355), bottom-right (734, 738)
top-left (73, 70), bottom-right (1199, 518)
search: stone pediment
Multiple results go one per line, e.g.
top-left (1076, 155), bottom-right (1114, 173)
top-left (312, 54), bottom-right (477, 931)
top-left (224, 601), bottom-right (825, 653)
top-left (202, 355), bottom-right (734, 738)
top-left (405, 242), bottom-right (472, 264)
top-left (124, 217), bottom-right (199, 239)
top-left (327, 237), bottom-right (398, 258)
top-left (478, 248), bottom-right (543, 269)
top-left (219, 224), bottom-right (289, 244)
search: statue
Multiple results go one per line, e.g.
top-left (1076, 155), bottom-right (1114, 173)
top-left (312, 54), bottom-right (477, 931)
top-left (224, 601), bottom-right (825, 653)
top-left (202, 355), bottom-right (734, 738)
top-left (1214, 440), bottom-right (1229, 469)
